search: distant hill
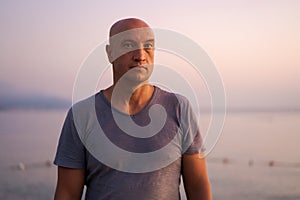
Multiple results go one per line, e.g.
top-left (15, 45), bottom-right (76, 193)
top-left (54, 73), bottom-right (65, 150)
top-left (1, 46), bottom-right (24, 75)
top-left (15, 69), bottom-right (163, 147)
top-left (0, 81), bottom-right (71, 110)
top-left (0, 94), bottom-right (70, 110)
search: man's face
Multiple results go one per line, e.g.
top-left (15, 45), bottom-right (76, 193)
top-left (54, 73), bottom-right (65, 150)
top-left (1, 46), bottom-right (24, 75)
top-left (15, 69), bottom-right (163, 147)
top-left (107, 28), bottom-right (155, 84)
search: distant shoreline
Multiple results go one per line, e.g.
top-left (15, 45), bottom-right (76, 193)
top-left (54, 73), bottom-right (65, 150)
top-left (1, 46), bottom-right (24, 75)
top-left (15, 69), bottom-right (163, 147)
top-left (0, 96), bottom-right (70, 111)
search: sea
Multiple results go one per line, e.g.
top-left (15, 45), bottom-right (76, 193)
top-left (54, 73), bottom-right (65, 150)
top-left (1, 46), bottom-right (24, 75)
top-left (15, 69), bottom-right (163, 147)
top-left (0, 110), bottom-right (299, 200)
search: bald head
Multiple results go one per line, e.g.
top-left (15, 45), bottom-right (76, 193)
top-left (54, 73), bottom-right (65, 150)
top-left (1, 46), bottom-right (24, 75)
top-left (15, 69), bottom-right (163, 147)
top-left (106, 18), bottom-right (155, 65)
top-left (109, 18), bottom-right (151, 38)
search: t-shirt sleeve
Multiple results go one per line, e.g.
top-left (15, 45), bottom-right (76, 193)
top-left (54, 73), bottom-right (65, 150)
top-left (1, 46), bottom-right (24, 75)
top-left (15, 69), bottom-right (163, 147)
top-left (178, 96), bottom-right (205, 154)
top-left (54, 109), bottom-right (86, 168)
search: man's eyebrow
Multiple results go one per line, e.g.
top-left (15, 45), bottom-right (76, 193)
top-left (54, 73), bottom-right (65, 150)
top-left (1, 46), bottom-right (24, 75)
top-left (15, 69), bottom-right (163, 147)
top-left (145, 39), bottom-right (155, 43)
top-left (120, 39), bottom-right (155, 43)
top-left (121, 39), bottom-right (136, 44)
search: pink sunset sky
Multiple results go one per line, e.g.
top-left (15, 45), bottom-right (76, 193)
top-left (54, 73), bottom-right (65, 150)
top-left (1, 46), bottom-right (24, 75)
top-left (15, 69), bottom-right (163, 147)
top-left (0, 0), bottom-right (299, 110)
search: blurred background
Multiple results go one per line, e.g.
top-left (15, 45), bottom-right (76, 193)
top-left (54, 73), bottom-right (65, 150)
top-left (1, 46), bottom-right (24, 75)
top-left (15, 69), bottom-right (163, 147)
top-left (0, 0), bottom-right (299, 199)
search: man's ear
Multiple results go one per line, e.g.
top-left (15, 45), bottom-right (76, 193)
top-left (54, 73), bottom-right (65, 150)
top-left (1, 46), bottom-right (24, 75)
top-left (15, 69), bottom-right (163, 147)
top-left (106, 44), bottom-right (113, 63)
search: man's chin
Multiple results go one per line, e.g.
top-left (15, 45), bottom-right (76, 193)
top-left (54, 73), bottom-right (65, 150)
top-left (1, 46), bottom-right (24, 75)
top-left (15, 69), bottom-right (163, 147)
top-left (122, 70), bottom-right (148, 81)
top-left (122, 75), bottom-right (150, 86)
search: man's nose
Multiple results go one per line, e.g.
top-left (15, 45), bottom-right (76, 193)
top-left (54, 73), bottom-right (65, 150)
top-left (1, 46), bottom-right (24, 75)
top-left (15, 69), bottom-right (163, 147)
top-left (133, 48), bottom-right (146, 62)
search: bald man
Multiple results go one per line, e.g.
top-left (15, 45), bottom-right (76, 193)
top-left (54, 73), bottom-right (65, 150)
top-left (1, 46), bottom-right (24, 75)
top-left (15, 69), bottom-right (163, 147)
top-left (54, 18), bottom-right (212, 200)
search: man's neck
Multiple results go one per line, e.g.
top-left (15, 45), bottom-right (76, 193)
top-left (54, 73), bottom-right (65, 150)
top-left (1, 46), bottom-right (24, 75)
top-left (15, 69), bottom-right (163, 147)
top-left (102, 82), bottom-right (154, 115)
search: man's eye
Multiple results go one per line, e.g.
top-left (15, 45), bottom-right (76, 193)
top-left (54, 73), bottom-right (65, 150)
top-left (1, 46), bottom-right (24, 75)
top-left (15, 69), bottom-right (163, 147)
top-left (123, 42), bottom-right (134, 48)
top-left (144, 43), bottom-right (154, 49)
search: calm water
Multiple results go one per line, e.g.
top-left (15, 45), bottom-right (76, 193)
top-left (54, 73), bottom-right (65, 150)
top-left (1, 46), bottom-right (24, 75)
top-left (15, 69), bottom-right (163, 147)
top-left (0, 110), bottom-right (299, 199)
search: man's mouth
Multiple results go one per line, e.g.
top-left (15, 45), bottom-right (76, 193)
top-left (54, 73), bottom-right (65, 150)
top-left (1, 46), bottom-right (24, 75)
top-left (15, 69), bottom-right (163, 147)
top-left (130, 65), bottom-right (146, 69)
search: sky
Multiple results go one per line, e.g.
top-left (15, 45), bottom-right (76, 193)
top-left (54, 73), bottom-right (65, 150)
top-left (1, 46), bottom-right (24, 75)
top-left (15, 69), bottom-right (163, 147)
top-left (0, 0), bottom-right (299, 110)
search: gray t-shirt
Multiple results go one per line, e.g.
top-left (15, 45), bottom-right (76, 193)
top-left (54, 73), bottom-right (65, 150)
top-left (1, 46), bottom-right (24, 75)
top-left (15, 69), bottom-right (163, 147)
top-left (54, 86), bottom-right (203, 200)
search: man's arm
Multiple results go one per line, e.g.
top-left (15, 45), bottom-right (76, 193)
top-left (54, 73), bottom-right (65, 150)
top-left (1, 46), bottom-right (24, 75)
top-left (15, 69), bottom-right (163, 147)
top-left (182, 153), bottom-right (212, 200)
top-left (54, 166), bottom-right (85, 200)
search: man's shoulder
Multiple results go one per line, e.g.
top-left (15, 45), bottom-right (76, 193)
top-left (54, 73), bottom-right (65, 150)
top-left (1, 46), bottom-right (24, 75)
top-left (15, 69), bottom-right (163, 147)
top-left (155, 86), bottom-right (189, 105)
top-left (73, 93), bottom-right (97, 105)
top-left (67, 93), bottom-right (100, 120)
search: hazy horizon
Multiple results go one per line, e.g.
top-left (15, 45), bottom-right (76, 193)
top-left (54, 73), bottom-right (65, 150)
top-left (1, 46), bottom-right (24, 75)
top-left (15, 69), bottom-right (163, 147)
top-left (1, 89), bottom-right (299, 112)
